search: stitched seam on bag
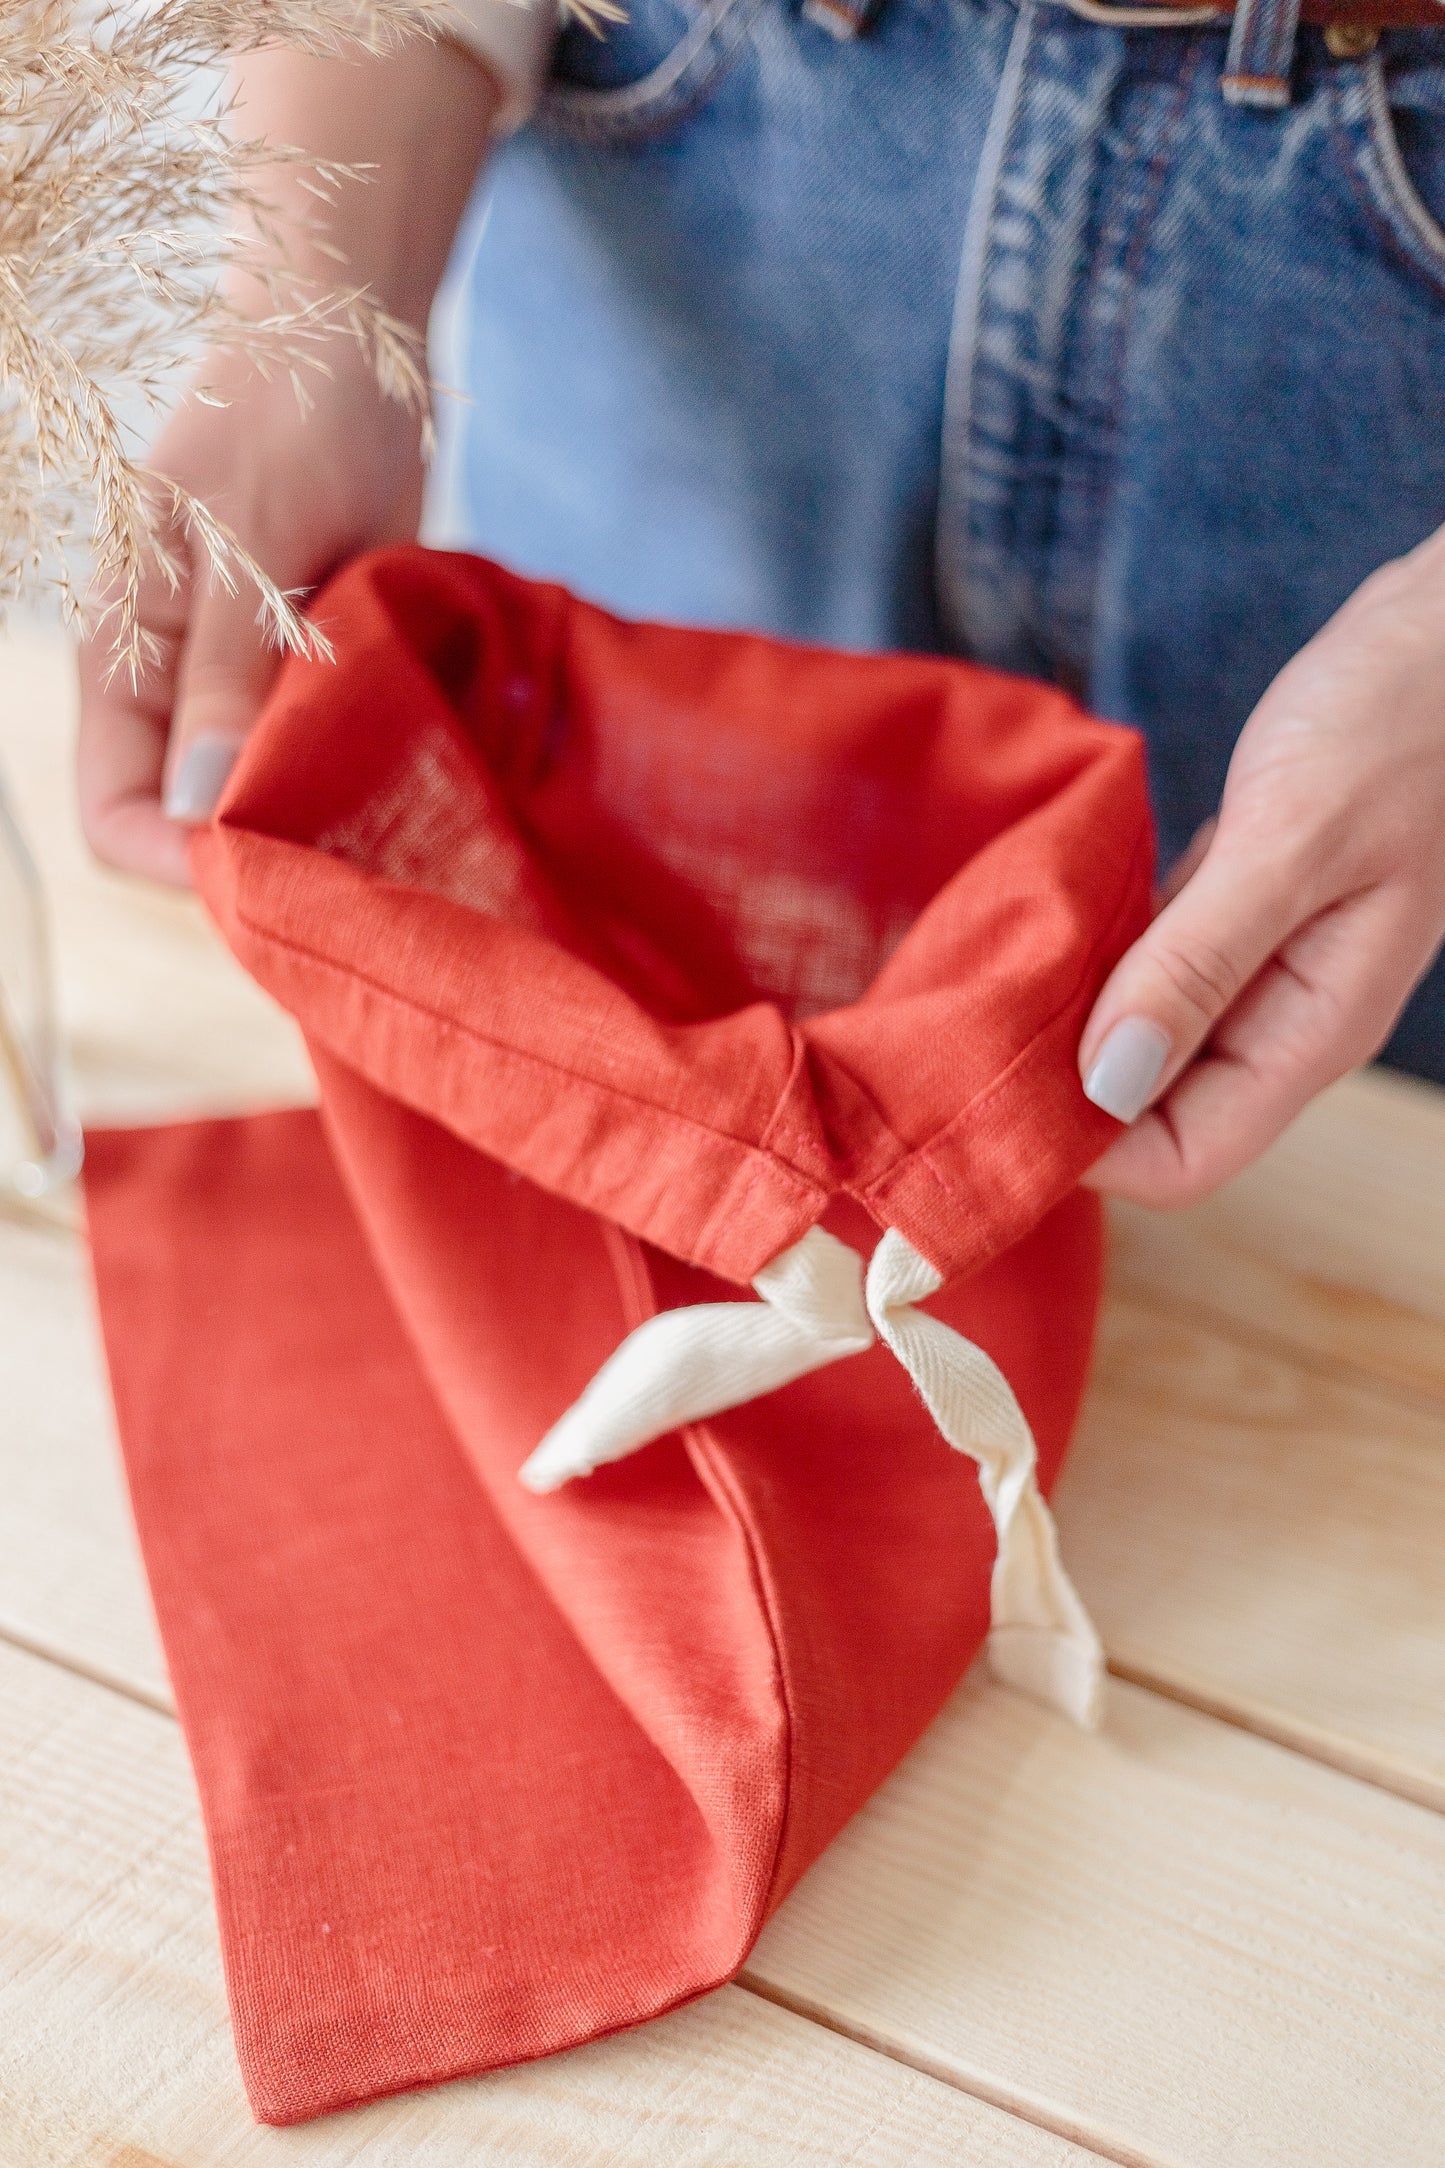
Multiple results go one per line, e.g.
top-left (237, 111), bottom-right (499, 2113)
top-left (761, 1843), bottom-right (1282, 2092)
top-left (285, 1973), bottom-right (745, 2125)
top-left (917, 825), bottom-right (1153, 1191)
top-left (693, 1143), bottom-right (817, 1279)
top-left (756, 1028), bottom-right (824, 1167)
top-left (604, 1220), bottom-right (660, 1333)
top-left (826, 822), bottom-right (1154, 1214)
top-left (231, 906), bottom-right (833, 1209)
top-left (223, 782), bottom-right (1147, 1253)
top-left (679, 1414), bottom-right (799, 1946)
top-left (912, 826), bottom-right (1155, 1202)
top-left (598, 1227), bottom-right (798, 1955)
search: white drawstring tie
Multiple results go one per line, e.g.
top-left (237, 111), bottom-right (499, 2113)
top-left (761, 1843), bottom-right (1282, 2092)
top-left (519, 1225), bottom-right (1103, 1728)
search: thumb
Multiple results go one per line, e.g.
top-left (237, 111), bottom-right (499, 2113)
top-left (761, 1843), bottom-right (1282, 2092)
top-left (1078, 831), bottom-right (1302, 1126)
top-left (161, 571), bottom-right (288, 826)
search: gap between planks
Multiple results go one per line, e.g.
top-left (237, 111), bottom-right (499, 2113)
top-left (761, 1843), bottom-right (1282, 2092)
top-left (1060, 1281), bottom-right (1445, 1822)
top-left (1101, 1655), bottom-right (1445, 1819)
top-left (0, 1618), bottom-right (174, 1718)
top-left (736, 1974), bottom-right (1177, 2168)
top-left (0, 1622), bottom-right (1134, 2168)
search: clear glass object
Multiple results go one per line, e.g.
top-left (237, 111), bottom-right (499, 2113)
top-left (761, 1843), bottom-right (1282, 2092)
top-left (0, 766), bottom-right (82, 1199)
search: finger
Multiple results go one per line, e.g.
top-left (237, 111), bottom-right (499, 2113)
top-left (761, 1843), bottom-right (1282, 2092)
top-left (1087, 884), bottom-right (1432, 1206)
top-left (1078, 828), bottom-right (1310, 1127)
top-left (161, 564), bottom-right (291, 827)
top-left (77, 530), bottom-right (196, 886)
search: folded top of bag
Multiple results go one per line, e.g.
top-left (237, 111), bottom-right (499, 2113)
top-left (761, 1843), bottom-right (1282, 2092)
top-left (196, 546), bottom-right (1154, 1289)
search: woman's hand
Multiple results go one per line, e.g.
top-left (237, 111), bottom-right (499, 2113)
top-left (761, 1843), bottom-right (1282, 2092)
top-left (1080, 523), bottom-right (1445, 1206)
top-left (77, 336), bottom-right (429, 885)
top-left (77, 34), bottom-right (498, 887)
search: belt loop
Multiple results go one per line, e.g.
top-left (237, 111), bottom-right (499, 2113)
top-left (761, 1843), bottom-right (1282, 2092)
top-left (1221, 0), bottom-right (1304, 106)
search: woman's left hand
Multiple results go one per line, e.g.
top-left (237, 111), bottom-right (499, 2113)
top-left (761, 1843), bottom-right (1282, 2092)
top-left (1079, 522), bottom-right (1445, 1207)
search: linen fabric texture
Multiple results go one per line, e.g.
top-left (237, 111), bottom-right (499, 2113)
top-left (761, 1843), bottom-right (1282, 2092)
top-left (84, 545), bottom-right (1152, 2124)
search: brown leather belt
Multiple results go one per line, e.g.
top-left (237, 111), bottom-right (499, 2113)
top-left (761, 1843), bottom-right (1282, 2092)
top-left (805, 0), bottom-right (1443, 39)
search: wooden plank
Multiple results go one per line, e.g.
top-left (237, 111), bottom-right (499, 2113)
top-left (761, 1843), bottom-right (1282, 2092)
top-left (747, 1675), bottom-right (1445, 2168)
top-left (0, 1206), bottom-right (167, 1706)
top-left (1056, 1292), bottom-right (1445, 1813)
top-left (0, 621), bottom-right (313, 1130)
top-left (1108, 1067), bottom-right (1445, 1407)
top-left (0, 1639), bottom-right (1094, 2168)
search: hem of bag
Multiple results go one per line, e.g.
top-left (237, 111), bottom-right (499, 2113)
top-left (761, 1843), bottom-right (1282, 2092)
top-left (900, 822), bottom-right (1154, 1173)
top-left (203, 801), bottom-right (1148, 1285)
top-left (856, 993), bottom-right (1098, 1267)
top-left (240, 1970), bottom-right (750, 2125)
top-left (220, 898), bottom-right (833, 1281)
top-left (834, 824), bottom-right (1154, 1271)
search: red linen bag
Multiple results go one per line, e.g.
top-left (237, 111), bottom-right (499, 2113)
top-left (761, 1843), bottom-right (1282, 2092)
top-left (84, 545), bottom-right (1153, 2125)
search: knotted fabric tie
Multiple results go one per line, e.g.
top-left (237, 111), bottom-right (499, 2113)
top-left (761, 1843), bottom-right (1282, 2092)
top-left (519, 1226), bottom-right (1103, 1728)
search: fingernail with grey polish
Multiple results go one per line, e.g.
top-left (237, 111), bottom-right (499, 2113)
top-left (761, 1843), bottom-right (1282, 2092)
top-left (1083, 1017), bottom-right (1172, 1124)
top-left (164, 736), bottom-right (241, 823)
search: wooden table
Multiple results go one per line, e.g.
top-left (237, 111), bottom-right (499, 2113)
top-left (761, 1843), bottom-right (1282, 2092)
top-left (4, 620), bottom-right (1444, 2166)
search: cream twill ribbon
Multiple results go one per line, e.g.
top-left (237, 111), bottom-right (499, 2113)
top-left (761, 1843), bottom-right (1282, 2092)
top-left (520, 1224), bottom-right (1103, 1728)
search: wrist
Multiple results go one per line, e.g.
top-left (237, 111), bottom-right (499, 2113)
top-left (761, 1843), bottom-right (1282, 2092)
top-left (226, 36), bottom-right (499, 331)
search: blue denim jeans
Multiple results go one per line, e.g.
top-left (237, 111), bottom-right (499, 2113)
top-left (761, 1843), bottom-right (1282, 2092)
top-left (440, 0), bottom-right (1445, 1078)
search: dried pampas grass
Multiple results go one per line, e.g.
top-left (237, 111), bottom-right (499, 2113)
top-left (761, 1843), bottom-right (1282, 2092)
top-left (0, 0), bottom-right (455, 676)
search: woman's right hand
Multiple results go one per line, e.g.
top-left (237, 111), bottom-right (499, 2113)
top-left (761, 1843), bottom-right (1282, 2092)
top-left (77, 34), bottom-right (498, 887)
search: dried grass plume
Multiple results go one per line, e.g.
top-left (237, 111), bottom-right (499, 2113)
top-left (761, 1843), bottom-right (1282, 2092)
top-left (0, 0), bottom-right (459, 675)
